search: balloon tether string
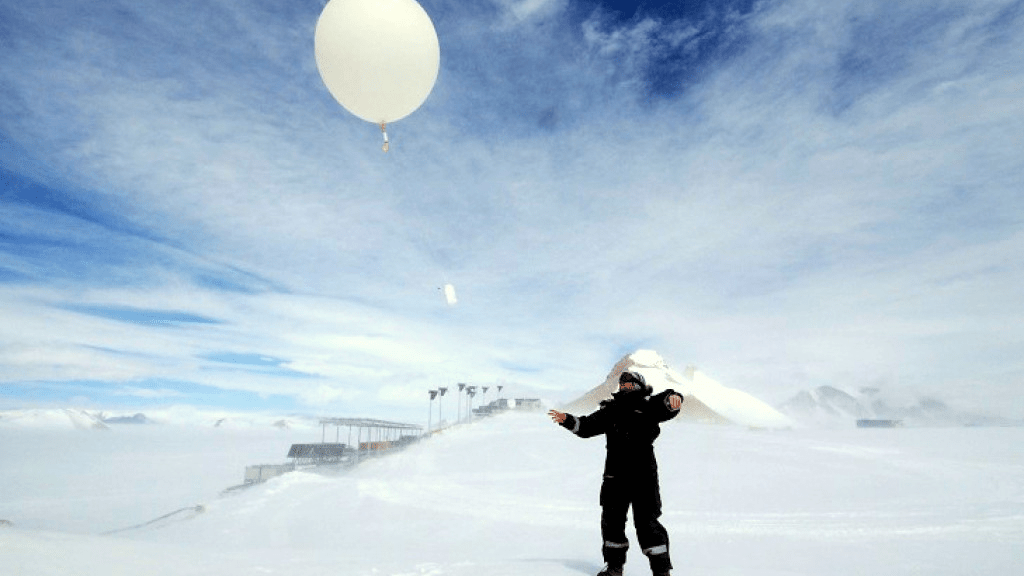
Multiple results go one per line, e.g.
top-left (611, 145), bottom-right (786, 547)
top-left (381, 122), bottom-right (389, 152)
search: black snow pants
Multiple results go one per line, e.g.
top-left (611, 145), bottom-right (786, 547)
top-left (600, 474), bottom-right (672, 573)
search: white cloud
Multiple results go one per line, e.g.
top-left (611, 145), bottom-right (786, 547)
top-left (504, 0), bottom-right (566, 23)
top-left (1, 0), bottom-right (1023, 419)
top-left (299, 384), bottom-right (361, 406)
top-left (114, 386), bottom-right (183, 399)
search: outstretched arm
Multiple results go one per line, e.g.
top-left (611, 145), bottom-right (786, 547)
top-left (549, 408), bottom-right (608, 438)
top-left (649, 389), bottom-right (684, 422)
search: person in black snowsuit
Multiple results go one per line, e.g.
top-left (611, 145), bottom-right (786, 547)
top-left (549, 370), bottom-right (683, 576)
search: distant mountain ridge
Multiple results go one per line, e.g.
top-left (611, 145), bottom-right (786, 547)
top-left (777, 385), bottom-right (1013, 427)
top-left (0, 408), bottom-right (109, 430)
top-left (0, 408), bottom-right (320, 431)
top-left (102, 413), bottom-right (151, 425)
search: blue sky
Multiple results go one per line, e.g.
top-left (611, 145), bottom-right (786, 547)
top-left (1, 0), bottom-right (1022, 423)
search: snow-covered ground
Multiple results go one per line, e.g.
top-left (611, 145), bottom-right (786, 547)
top-left (2, 410), bottom-right (1023, 575)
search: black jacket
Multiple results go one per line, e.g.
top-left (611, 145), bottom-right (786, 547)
top-left (560, 387), bottom-right (682, 479)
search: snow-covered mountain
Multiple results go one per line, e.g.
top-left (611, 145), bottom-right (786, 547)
top-left (563, 350), bottom-right (794, 429)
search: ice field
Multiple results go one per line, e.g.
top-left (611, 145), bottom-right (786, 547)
top-left (2, 410), bottom-right (1023, 576)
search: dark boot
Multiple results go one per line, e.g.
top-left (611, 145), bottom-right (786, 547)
top-left (596, 564), bottom-right (624, 576)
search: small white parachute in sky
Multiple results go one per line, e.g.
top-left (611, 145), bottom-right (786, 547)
top-left (442, 283), bottom-right (457, 306)
top-left (314, 0), bottom-right (441, 151)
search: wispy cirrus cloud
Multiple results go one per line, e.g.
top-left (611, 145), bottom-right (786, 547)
top-left (1, 0), bottom-right (1022, 420)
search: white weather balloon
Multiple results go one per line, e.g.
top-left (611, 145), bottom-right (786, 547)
top-left (443, 283), bottom-right (457, 306)
top-left (315, 0), bottom-right (440, 149)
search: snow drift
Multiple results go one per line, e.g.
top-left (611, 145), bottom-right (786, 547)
top-left (2, 411), bottom-right (1023, 576)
